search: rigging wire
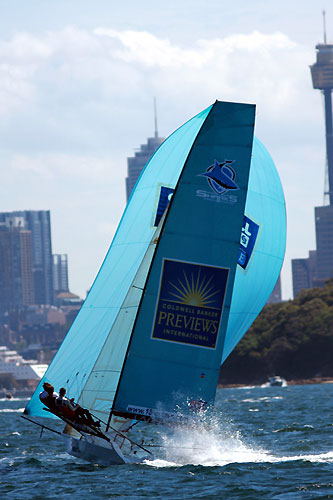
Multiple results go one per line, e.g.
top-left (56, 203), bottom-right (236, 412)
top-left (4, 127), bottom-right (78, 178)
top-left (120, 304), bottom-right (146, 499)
top-left (141, 443), bottom-right (206, 451)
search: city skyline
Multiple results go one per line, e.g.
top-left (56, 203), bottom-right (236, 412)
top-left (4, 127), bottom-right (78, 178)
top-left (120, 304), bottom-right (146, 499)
top-left (0, 211), bottom-right (54, 307)
top-left (0, 0), bottom-right (328, 299)
top-left (0, 210), bottom-right (70, 314)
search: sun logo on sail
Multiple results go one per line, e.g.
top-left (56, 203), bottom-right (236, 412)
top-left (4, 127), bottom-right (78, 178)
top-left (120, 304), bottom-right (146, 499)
top-left (168, 269), bottom-right (220, 307)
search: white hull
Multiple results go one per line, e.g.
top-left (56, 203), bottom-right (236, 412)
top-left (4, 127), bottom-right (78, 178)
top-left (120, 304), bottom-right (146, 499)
top-left (62, 433), bottom-right (148, 466)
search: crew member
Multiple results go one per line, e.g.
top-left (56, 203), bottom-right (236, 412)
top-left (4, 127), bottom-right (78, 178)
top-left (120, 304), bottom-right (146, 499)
top-left (39, 383), bottom-right (58, 411)
top-left (55, 387), bottom-right (100, 428)
top-left (55, 387), bottom-right (76, 419)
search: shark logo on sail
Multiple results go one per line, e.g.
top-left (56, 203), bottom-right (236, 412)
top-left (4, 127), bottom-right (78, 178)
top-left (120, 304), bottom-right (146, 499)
top-left (151, 259), bottom-right (229, 349)
top-left (197, 159), bottom-right (239, 204)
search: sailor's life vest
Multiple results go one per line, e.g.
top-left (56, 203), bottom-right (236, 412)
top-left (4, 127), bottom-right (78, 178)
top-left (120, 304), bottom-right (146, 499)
top-left (39, 390), bottom-right (58, 411)
top-left (55, 396), bottom-right (76, 419)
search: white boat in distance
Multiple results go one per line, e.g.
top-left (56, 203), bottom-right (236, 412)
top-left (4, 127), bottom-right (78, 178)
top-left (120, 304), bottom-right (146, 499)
top-left (269, 376), bottom-right (288, 387)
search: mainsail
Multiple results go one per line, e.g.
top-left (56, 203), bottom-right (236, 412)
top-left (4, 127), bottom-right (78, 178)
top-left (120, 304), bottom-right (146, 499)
top-left (25, 101), bottom-right (286, 424)
top-left (112, 101), bottom-right (256, 419)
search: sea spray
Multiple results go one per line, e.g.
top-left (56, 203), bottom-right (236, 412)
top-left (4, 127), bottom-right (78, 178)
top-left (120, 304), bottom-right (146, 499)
top-left (145, 411), bottom-right (271, 467)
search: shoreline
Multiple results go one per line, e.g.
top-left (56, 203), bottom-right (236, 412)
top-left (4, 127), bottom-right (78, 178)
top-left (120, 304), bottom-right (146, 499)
top-left (2, 378), bottom-right (333, 398)
top-left (219, 377), bottom-right (333, 388)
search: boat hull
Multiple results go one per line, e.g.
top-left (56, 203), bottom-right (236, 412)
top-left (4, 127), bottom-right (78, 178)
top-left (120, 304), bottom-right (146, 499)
top-left (63, 434), bottom-right (130, 465)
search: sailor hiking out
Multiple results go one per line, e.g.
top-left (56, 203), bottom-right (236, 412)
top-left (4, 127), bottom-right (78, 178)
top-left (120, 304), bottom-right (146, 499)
top-left (39, 383), bottom-right (100, 428)
top-left (39, 382), bottom-right (58, 411)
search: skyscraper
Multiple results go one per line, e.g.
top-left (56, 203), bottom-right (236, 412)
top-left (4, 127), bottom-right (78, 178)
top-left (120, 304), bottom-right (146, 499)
top-left (315, 205), bottom-right (333, 281)
top-left (292, 250), bottom-right (317, 298)
top-left (0, 211), bottom-right (54, 305)
top-left (53, 254), bottom-right (69, 294)
top-left (0, 218), bottom-right (34, 314)
top-left (125, 102), bottom-right (164, 200)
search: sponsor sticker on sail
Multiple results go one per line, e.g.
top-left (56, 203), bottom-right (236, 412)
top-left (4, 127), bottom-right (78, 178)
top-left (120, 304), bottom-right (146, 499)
top-left (151, 259), bottom-right (229, 349)
top-left (237, 215), bottom-right (260, 270)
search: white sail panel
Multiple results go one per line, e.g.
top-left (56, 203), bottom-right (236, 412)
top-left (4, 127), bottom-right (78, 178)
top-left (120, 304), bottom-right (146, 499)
top-left (77, 219), bottom-right (164, 423)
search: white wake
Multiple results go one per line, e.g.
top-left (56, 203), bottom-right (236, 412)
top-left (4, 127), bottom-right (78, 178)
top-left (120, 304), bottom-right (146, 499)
top-left (143, 418), bottom-right (333, 468)
top-left (145, 417), bottom-right (271, 467)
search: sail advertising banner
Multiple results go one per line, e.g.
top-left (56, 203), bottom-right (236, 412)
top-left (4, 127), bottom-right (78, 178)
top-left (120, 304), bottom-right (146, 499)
top-left (151, 259), bottom-right (229, 349)
top-left (237, 215), bottom-right (260, 270)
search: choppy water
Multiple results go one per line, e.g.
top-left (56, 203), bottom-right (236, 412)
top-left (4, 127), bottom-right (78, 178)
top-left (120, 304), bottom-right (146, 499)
top-left (1, 384), bottom-right (332, 499)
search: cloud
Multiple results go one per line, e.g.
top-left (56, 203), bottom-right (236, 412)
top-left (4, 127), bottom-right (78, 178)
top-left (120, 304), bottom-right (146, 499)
top-left (94, 28), bottom-right (295, 68)
top-left (92, 28), bottom-right (307, 113)
top-left (9, 152), bottom-right (123, 181)
top-left (0, 26), bottom-right (311, 126)
top-left (0, 26), bottom-right (315, 168)
top-left (0, 25), bottom-right (322, 299)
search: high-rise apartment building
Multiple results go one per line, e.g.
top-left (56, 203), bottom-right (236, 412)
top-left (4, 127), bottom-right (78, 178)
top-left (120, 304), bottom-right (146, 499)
top-left (315, 204), bottom-right (333, 281)
top-left (0, 211), bottom-right (54, 305)
top-left (0, 220), bottom-right (34, 314)
top-left (53, 254), bottom-right (69, 294)
top-left (292, 258), bottom-right (311, 298)
top-left (292, 250), bottom-right (317, 298)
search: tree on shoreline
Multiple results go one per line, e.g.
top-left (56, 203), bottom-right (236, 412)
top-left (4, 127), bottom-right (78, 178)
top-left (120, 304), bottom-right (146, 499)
top-left (219, 279), bottom-right (333, 385)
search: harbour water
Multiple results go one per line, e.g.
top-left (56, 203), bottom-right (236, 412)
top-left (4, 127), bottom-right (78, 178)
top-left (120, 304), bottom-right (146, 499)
top-left (1, 384), bottom-right (332, 499)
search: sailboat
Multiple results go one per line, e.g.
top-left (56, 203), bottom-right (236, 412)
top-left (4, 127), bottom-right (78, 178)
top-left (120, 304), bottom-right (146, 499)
top-left (23, 100), bottom-right (286, 465)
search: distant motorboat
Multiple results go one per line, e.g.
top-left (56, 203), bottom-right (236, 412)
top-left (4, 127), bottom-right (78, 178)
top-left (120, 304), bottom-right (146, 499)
top-left (268, 376), bottom-right (287, 387)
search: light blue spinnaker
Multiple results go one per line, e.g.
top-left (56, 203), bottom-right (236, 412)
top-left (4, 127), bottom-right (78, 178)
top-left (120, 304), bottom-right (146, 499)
top-left (222, 137), bottom-right (286, 362)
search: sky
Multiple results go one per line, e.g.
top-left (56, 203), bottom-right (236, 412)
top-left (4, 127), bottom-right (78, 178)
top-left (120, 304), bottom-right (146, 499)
top-left (0, 0), bottom-right (329, 300)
